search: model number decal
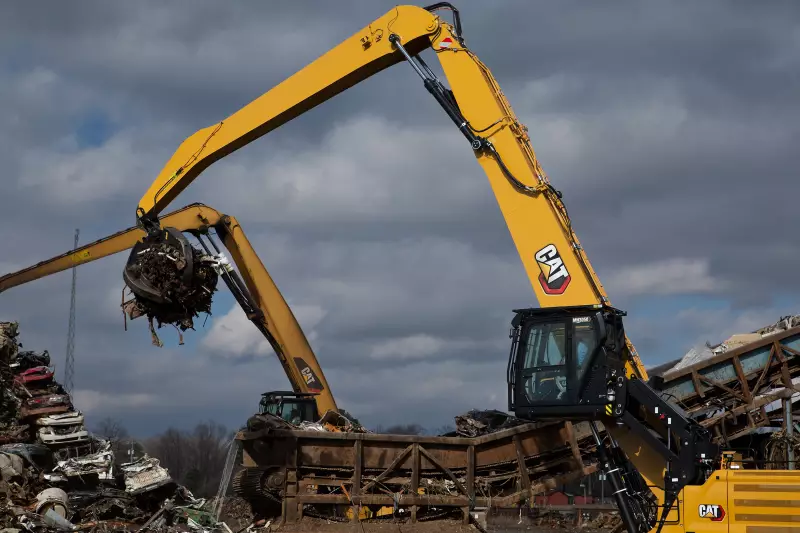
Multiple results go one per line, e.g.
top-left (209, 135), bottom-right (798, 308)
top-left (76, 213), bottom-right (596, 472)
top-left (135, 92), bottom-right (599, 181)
top-left (535, 244), bottom-right (571, 295)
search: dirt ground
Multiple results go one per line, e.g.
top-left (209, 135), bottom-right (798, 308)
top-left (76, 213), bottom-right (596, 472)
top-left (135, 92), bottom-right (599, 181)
top-left (272, 517), bottom-right (477, 533)
top-left (270, 517), bottom-right (615, 533)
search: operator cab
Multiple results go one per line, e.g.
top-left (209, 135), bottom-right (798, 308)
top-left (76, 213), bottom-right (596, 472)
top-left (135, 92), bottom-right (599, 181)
top-left (508, 304), bottom-right (628, 421)
top-left (258, 391), bottom-right (319, 425)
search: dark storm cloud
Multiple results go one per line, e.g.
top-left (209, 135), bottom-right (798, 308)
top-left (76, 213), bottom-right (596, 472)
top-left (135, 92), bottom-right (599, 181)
top-left (0, 1), bottom-right (798, 434)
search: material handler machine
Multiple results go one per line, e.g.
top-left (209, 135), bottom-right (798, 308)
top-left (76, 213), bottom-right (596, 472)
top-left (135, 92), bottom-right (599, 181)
top-left (3, 3), bottom-right (798, 532)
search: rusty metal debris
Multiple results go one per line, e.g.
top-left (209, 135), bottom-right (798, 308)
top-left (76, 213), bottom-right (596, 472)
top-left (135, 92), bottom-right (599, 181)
top-left (0, 322), bottom-right (239, 533)
top-left (121, 455), bottom-right (173, 495)
top-left (765, 428), bottom-right (800, 467)
top-left (122, 239), bottom-right (219, 341)
top-left (234, 405), bottom-right (599, 525)
top-left (454, 409), bottom-right (529, 437)
top-left (648, 312), bottom-right (800, 457)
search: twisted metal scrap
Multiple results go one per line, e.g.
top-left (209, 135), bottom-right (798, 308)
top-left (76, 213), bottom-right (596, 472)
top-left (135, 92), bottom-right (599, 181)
top-left (766, 429), bottom-right (800, 467)
top-left (123, 242), bottom-right (219, 337)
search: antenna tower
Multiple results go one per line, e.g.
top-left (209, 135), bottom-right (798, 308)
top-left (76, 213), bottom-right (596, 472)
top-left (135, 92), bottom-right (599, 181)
top-left (65, 228), bottom-right (79, 393)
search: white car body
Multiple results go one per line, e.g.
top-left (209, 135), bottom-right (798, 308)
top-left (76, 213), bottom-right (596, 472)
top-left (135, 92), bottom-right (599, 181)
top-left (120, 455), bottom-right (173, 494)
top-left (52, 440), bottom-right (114, 481)
top-left (36, 411), bottom-right (90, 445)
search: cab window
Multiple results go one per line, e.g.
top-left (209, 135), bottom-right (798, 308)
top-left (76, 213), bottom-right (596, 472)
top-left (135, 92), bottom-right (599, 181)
top-left (574, 320), bottom-right (597, 380)
top-left (523, 322), bottom-right (566, 368)
top-left (520, 321), bottom-right (568, 404)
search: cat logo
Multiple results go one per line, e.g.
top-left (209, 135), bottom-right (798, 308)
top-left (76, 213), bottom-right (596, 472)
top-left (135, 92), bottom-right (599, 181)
top-left (294, 357), bottom-right (323, 393)
top-left (698, 504), bottom-right (725, 521)
top-left (534, 244), bottom-right (571, 295)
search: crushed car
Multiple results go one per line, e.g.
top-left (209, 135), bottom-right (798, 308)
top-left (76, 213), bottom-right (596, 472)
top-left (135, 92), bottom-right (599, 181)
top-left (12, 365), bottom-right (54, 388)
top-left (10, 350), bottom-right (51, 372)
top-left (120, 455), bottom-right (174, 495)
top-left (50, 439), bottom-right (114, 482)
top-left (19, 393), bottom-right (72, 419)
top-left (36, 411), bottom-right (90, 445)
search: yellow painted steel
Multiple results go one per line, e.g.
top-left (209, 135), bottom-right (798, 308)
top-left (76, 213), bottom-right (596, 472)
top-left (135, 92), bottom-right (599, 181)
top-left (6, 5), bottom-right (797, 531)
top-left (134, 5), bottom-right (647, 380)
top-left (0, 203), bottom-right (338, 416)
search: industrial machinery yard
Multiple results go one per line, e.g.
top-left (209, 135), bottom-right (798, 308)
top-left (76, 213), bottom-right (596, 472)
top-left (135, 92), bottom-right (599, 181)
top-left (1, 2), bottom-right (797, 533)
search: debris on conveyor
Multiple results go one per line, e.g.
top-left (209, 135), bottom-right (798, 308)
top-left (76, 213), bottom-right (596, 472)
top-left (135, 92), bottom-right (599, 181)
top-left (757, 314), bottom-right (800, 337)
top-left (0, 320), bottom-right (237, 533)
top-left (453, 409), bottom-right (529, 437)
top-left (589, 511), bottom-right (623, 530)
top-left (766, 428), bottom-right (800, 468)
top-left (668, 313), bottom-right (800, 370)
top-left (646, 311), bottom-right (800, 448)
top-left (245, 408), bottom-right (368, 434)
top-left (122, 238), bottom-right (219, 339)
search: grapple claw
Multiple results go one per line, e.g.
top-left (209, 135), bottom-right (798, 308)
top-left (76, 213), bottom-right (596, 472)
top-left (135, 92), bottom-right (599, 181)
top-left (122, 227), bottom-right (218, 332)
top-left (123, 228), bottom-right (194, 303)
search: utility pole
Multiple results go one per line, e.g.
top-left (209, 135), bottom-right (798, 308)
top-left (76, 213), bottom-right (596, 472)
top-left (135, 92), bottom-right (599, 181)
top-left (64, 229), bottom-right (79, 394)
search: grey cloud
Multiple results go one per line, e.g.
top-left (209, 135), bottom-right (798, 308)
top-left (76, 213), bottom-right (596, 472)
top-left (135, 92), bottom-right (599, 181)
top-left (1, 1), bottom-right (799, 436)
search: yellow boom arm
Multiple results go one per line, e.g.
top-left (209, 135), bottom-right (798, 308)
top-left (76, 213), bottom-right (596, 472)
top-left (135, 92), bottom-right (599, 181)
top-left (134, 4), bottom-right (647, 380)
top-left (0, 203), bottom-right (338, 416)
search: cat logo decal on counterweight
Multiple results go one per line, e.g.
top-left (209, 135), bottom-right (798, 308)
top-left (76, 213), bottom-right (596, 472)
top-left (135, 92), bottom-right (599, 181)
top-left (698, 504), bottom-right (725, 521)
top-left (535, 244), bottom-right (571, 295)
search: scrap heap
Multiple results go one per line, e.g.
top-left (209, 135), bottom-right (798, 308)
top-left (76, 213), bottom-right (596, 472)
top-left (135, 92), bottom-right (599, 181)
top-left (0, 321), bottom-right (233, 532)
top-left (122, 235), bottom-right (219, 346)
top-left (649, 313), bottom-right (800, 450)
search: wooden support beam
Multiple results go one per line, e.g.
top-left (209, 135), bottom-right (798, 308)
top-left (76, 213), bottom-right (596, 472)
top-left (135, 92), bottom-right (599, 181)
top-left (697, 374), bottom-right (747, 402)
top-left (300, 494), bottom-right (469, 506)
top-left (419, 445), bottom-right (467, 496)
top-left (783, 344), bottom-right (800, 358)
top-left (564, 421), bottom-right (584, 468)
top-left (733, 356), bottom-right (753, 402)
top-left (752, 344), bottom-right (777, 396)
top-left (691, 370), bottom-right (706, 399)
top-left (411, 443), bottom-right (419, 523)
top-left (285, 469), bottom-right (300, 522)
top-left (351, 439), bottom-right (362, 523)
top-left (360, 444), bottom-right (412, 494)
top-left (466, 445), bottom-right (475, 504)
top-left (775, 342), bottom-right (788, 363)
top-left (513, 435), bottom-right (531, 501)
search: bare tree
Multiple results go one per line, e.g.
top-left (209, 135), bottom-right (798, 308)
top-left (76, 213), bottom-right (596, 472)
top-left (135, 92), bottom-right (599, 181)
top-left (187, 421), bottom-right (232, 496)
top-left (93, 417), bottom-right (140, 465)
top-left (144, 422), bottom-right (233, 497)
top-left (146, 427), bottom-right (189, 483)
top-left (93, 416), bottom-right (129, 443)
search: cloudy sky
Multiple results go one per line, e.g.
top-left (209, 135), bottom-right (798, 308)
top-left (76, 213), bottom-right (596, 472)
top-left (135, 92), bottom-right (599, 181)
top-left (1, 1), bottom-right (798, 437)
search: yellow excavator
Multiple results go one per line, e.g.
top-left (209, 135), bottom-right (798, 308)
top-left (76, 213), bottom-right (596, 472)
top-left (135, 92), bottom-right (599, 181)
top-left (6, 3), bottom-right (796, 531)
top-left (0, 203), bottom-right (346, 430)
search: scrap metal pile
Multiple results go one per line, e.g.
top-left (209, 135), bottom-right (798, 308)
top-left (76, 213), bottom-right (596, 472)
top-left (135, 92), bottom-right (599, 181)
top-left (0, 321), bottom-right (233, 532)
top-left (235, 406), bottom-right (598, 523)
top-left (122, 234), bottom-right (219, 345)
top-left (510, 509), bottom-right (622, 531)
top-left (649, 313), bottom-right (800, 446)
top-left (452, 409), bottom-right (529, 437)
